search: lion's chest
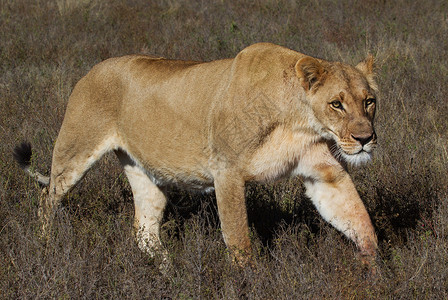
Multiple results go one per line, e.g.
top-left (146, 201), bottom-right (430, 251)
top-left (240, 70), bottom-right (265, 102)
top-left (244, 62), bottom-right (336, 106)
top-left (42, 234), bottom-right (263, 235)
top-left (246, 127), bottom-right (320, 182)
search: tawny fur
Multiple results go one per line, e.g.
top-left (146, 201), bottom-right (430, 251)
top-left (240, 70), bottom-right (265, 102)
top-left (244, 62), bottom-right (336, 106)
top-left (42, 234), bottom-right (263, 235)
top-left (15, 43), bottom-right (378, 264)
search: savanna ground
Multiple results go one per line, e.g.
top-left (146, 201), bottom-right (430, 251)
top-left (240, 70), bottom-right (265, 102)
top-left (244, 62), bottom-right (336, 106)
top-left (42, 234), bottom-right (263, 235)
top-left (1, 0), bottom-right (447, 298)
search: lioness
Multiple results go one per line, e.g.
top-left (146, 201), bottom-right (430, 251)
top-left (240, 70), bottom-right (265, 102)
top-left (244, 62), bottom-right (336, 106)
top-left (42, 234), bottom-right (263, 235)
top-left (14, 43), bottom-right (378, 265)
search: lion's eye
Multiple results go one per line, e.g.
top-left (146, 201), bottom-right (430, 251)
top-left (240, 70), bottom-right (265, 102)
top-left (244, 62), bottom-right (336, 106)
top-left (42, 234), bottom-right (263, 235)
top-left (365, 98), bottom-right (376, 107)
top-left (330, 100), bottom-right (343, 110)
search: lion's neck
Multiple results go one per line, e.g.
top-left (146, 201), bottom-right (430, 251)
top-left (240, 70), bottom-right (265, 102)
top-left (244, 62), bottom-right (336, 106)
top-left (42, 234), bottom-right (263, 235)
top-left (246, 124), bottom-right (322, 182)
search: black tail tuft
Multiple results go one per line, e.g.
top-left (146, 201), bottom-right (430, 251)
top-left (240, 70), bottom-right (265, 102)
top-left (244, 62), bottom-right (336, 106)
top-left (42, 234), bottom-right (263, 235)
top-left (13, 142), bottom-right (32, 169)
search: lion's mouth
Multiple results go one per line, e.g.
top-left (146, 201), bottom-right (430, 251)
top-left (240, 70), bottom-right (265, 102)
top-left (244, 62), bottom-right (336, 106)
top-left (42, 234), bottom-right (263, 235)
top-left (327, 139), bottom-right (375, 167)
top-left (353, 148), bottom-right (371, 155)
top-left (324, 130), bottom-right (376, 166)
top-left (337, 146), bottom-right (374, 166)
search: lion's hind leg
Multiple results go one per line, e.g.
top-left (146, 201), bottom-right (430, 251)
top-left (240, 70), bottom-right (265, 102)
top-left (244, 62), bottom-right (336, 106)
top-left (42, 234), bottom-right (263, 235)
top-left (40, 134), bottom-right (118, 235)
top-left (115, 150), bottom-right (168, 259)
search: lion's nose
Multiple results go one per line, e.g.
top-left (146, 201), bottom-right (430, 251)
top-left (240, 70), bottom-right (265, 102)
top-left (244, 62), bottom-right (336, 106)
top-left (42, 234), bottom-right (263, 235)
top-left (351, 132), bottom-right (375, 146)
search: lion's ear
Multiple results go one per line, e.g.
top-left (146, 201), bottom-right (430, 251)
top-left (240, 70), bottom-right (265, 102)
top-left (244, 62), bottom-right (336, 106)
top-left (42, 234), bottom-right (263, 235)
top-left (295, 57), bottom-right (326, 91)
top-left (356, 54), bottom-right (378, 91)
top-left (356, 54), bottom-right (375, 75)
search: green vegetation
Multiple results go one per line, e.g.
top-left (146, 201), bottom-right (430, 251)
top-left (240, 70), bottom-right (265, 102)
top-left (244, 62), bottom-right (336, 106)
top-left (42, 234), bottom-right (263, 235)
top-left (1, 0), bottom-right (447, 298)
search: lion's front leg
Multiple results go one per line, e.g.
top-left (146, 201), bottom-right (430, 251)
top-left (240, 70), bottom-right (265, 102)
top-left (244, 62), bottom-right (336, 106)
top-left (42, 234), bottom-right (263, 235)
top-left (214, 171), bottom-right (251, 265)
top-left (304, 174), bottom-right (377, 258)
top-left (305, 154), bottom-right (377, 263)
top-left (296, 143), bottom-right (378, 263)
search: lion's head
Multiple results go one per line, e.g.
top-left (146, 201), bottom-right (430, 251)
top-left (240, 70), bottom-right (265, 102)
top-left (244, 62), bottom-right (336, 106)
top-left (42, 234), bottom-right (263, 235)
top-left (295, 55), bottom-right (378, 166)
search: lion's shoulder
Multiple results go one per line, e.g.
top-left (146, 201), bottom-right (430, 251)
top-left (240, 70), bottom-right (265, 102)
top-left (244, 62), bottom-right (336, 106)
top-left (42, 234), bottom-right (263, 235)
top-left (237, 43), bottom-right (307, 63)
top-left (239, 42), bottom-right (295, 54)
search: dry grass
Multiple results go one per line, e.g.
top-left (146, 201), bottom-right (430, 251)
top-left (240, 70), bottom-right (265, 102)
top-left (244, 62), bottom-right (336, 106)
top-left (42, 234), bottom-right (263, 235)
top-left (1, 0), bottom-right (447, 298)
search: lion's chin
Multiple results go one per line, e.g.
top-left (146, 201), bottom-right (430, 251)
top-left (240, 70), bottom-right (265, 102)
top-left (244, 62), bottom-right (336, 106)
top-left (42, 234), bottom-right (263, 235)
top-left (328, 139), bottom-right (373, 167)
top-left (340, 150), bottom-right (372, 167)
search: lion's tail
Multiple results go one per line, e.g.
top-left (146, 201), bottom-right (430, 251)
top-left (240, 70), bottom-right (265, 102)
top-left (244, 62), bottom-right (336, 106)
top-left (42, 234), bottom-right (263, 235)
top-left (13, 142), bottom-right (50, 186)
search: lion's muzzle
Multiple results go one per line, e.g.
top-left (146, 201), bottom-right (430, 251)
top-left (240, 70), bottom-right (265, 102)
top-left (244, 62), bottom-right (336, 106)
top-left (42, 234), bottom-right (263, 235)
top-left (351, 131), bottom-right (376, 147)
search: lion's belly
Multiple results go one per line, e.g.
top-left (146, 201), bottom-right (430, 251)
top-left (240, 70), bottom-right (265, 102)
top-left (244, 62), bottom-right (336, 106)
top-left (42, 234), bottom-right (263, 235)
top-left (118, 116), bottom-right (215, 191)
top-left (120, 142), bottom-right (215, 191)
top-left (140, 163), bottom-right (215, 192)
top-left (116, 80), bottom-right (215, 188)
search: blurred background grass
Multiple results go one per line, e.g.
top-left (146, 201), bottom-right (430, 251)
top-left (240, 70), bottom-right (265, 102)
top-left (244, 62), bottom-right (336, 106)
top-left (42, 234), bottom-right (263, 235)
top-left (1, 0), bottom-right (447, 298)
